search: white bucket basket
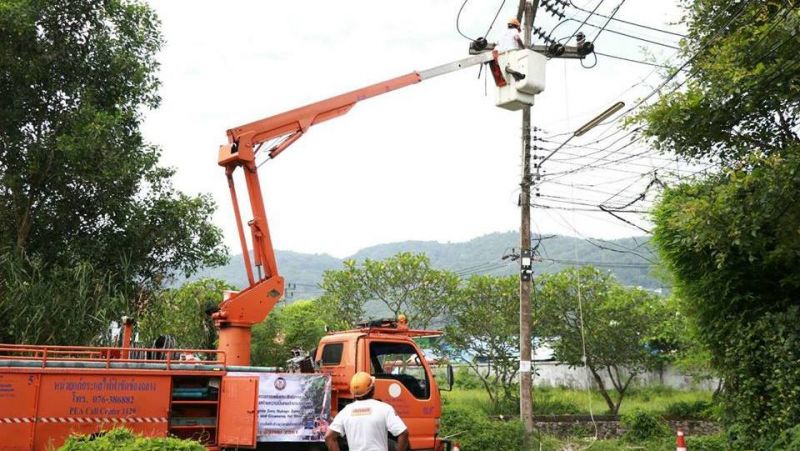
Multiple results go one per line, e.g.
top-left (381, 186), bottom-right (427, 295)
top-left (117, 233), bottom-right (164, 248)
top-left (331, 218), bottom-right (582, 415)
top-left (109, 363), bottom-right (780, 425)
top-left (494, 49), bottom-right (547, 111)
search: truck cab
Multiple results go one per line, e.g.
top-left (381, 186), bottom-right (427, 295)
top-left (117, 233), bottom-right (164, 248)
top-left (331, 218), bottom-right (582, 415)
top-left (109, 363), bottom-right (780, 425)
top-left (315, 318), bottom-right (453, 451)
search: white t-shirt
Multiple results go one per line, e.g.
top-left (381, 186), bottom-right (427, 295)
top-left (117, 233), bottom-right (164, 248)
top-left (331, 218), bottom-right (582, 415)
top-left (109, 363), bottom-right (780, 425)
top-left (497, 27), bottom-right (523, 52)
top-left (329, 399), bottom-right (408, 451)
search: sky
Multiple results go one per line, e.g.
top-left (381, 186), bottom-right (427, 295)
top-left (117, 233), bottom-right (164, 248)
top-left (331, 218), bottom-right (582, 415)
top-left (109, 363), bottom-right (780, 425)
top-left (141, 0), bottom-right (690, 259)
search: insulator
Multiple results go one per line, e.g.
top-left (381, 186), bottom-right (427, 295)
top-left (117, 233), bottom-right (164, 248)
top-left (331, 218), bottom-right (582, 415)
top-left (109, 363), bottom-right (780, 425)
top-left (540, 0), bottom-right (566, 19)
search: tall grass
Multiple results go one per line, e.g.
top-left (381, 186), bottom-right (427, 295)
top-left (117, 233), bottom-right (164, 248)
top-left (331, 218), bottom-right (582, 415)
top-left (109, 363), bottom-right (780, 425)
top-left (0, 251), bottom-right (131, 345)
top-left (443, 385), bottom-right (713, 417)
top-left (442, 386), bottom-right (723, 450)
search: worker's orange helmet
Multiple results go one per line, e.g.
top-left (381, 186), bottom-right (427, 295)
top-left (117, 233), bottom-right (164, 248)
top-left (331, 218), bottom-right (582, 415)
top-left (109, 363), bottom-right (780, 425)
top-left (350, 371), bottom-right (375, 398)
top-left (508, 17), bottom-right (521, 27)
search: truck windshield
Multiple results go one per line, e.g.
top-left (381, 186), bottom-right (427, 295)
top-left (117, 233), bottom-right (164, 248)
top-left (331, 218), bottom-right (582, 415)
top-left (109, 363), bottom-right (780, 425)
top-left (369, 341), bottom-right (429, 399)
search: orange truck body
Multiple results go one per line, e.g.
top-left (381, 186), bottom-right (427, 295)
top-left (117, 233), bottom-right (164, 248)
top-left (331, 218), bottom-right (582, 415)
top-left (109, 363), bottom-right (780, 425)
top-left (0, 322), bottom-right (450, 450)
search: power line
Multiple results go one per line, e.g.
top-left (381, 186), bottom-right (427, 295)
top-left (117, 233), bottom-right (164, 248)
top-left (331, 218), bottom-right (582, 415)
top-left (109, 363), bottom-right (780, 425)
top-left (545, 210), bottom-right (657, 262)
top-left (541, 257), bottom-right (652, 268)
top-left (594, 0), bottom-right (753, 126)
top-left (594, 51), bottom-right (674, 68)
top-left (591, 0), bottom-right (626, 43)
top-left (484, 0), bottom-right (508, 37)
top-left (565, 0), bottom-right (607, 43)
top-left (568, 0), bottom-right (687, 37)
top-left (544, 0), bottom-right (751, 144)
top-left (556, 18), bottom-right (680, 49)
top-left (456, 0), bottom-right (510, 42)
top-left (599, 205), bottom-right (651, 234)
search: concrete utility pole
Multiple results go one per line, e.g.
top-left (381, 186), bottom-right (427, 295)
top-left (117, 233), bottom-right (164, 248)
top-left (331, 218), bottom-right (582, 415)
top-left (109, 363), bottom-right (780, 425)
top-left (518, 0), bottom-right (539, 448)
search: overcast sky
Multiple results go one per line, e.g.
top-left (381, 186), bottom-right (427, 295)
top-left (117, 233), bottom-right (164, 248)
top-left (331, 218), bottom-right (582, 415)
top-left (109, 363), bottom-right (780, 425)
top-left (141, 0), bottom-right (688, 259)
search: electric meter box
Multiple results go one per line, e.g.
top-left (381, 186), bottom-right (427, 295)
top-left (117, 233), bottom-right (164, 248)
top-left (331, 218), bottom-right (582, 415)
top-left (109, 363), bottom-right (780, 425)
top-left (494, 49), bottom-right (547, 111)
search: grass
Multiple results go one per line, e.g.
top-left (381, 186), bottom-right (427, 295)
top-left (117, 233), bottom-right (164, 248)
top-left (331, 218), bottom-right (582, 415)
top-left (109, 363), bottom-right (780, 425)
top-left (442, 385), bottom-right (714, 417)
top-left (441, 384), bottom-right (723, 450)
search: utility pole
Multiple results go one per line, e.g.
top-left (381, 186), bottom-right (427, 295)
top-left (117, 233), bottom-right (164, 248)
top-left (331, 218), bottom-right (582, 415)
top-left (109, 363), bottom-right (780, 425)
top-left (518, 1), bottom-right (538, 448)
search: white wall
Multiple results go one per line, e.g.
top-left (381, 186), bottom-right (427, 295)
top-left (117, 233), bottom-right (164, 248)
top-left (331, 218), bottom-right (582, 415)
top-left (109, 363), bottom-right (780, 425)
top-left (462, 362), bottom-right (718, 391)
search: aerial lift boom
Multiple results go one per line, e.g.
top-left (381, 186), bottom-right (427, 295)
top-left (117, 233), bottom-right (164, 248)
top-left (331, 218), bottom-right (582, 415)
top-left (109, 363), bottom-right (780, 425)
top-left (0, 48), bottom-right (544, 451)
top-left (214, 50), bottom-right (508, 365)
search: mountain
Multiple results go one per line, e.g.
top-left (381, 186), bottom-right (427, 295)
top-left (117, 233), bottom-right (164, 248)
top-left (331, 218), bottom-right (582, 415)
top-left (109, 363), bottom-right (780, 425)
top-left (188, 250), bottom-right (342, 300)
top-left (189, 231), bottom-right (664, 300)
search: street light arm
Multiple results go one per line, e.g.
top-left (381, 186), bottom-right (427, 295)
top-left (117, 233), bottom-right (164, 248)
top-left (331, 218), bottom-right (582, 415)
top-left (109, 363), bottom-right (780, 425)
top-left (538, 101), bottom-right (625, 165)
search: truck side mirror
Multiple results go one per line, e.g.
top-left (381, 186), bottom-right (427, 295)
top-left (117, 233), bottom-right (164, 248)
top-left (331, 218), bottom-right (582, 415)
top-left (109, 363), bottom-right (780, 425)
top-left (445, 364), bottom-right (455, 391)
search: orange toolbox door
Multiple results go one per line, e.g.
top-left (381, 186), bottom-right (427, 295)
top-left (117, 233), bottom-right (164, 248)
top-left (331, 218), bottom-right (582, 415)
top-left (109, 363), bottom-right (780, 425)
top-left (218, 376), bottom-right (259, 448)
top-left (0, 373), bottom-right (39, 451)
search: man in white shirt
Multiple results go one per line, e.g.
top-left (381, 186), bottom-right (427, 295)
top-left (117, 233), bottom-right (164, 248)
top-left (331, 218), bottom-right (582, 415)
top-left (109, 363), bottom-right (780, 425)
top-left (325, 372), bottom-right (409, 451)
top-left (497, 17), bottom-right (524, 52)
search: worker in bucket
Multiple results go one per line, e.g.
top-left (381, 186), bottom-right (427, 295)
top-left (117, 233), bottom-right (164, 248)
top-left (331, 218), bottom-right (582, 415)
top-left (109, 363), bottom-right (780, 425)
top-left (325, 371), bottom-right (409, 451)
top-left (497, 17), bottom-right (524, 52)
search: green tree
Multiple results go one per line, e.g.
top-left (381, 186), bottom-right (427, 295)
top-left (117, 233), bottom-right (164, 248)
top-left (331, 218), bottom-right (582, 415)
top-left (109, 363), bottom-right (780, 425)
top-left (319, 252), bottom-right (459, 329)
top-left (137, 278), bottom-right (232, 350)
top-left (441, 275), bottom-right (520, 407)
top-left (251, 299), bottom-right (329, 368)
top-left (538, 267), bottom-right (670, 414)
top-left (0, 0), bottom-right (227, 344)
top-left (635, 0), bottom-right (800, 444)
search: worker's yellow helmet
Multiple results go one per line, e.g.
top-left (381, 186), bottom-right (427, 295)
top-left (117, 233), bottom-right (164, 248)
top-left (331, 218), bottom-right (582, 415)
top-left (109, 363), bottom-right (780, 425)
top-left (508, 17), bottom-right (521, 27)
top-left (350, 371), bottom-right (375, 398)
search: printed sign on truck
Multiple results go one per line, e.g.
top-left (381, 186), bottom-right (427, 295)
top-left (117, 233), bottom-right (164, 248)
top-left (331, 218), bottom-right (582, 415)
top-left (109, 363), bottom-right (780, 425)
top-left (230, 373), bottom-right (332, 442)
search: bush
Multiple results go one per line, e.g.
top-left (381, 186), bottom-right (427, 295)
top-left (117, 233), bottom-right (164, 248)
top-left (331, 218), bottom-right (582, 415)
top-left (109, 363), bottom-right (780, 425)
top-left (621, 409), bottom-right (670, 443)
top-left (441, 404), bottom-right (527, 450)
top-left (664, 400), bottom-right (715, 420)
top-left (687, 433), bottom-right (728, 451)
top-left (453, 366), bottom-right (483, 390)
top-left (59, 428), bottom-right (205, 451)
top-left (721, 308), bottom-right (800, 448)
top-left (770, 424), bottom-right (800, 450)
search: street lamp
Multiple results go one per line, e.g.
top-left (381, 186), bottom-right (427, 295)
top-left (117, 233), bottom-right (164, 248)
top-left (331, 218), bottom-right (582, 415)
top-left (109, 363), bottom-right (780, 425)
top-left (539, 101), bottom-right (625, 165)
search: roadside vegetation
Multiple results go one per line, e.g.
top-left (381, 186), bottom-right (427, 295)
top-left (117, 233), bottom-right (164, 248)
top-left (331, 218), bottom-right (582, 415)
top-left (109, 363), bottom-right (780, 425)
top-left (440, 401), bottom-right (727, 451)
top-left (59, 428), bottom-right (204, 451)
top-left (444, 383), bottom-right (714, 418)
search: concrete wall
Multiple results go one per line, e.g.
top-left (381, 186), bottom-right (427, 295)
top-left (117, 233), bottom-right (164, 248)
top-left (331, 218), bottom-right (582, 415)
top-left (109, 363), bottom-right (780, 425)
top-left (532, 361), bottom-right (718, 390)
top-left (462, 362), bottom-right (718, 390)
top-left (530, 416), bottom-right (721, 439)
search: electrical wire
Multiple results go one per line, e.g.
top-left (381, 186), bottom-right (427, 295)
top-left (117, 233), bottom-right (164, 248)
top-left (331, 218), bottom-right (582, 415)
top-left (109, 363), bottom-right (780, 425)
top-left (483, 0), bottom-right (507, 38)
top-left (553, 18), bottom-right (680, 49)
top-left (541, 257), bottom-right (651, 268)
top-left (594, 51), bottom-right (674, 68)
top-left (592, 0), bottom-right (628, 44)
top-left (568, 0), bottom-right (687, 37)
top-left (455, 0), bottom-right (512, 42)
top-left (589, 0), bottom-right (754, 128)
top-left (565, 0), bottom-right (606, 43)
top-left (550, 0), bottom-right (756, 148)
top-left (580, 50), bottom-right (599, 69)
top-left (543, 0), bottom-right (752, 155)
top-left (570, 192), bottom-right (598, 443)
top-left (456, 0), bottom-right (479, 41)
top-left (531, 203), bottom-right (647, 213)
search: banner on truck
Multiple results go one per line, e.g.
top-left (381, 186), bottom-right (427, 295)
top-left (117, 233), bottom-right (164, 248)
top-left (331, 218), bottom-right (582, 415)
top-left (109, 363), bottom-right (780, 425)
top-left (232, 373), bottom-right (332, 442)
